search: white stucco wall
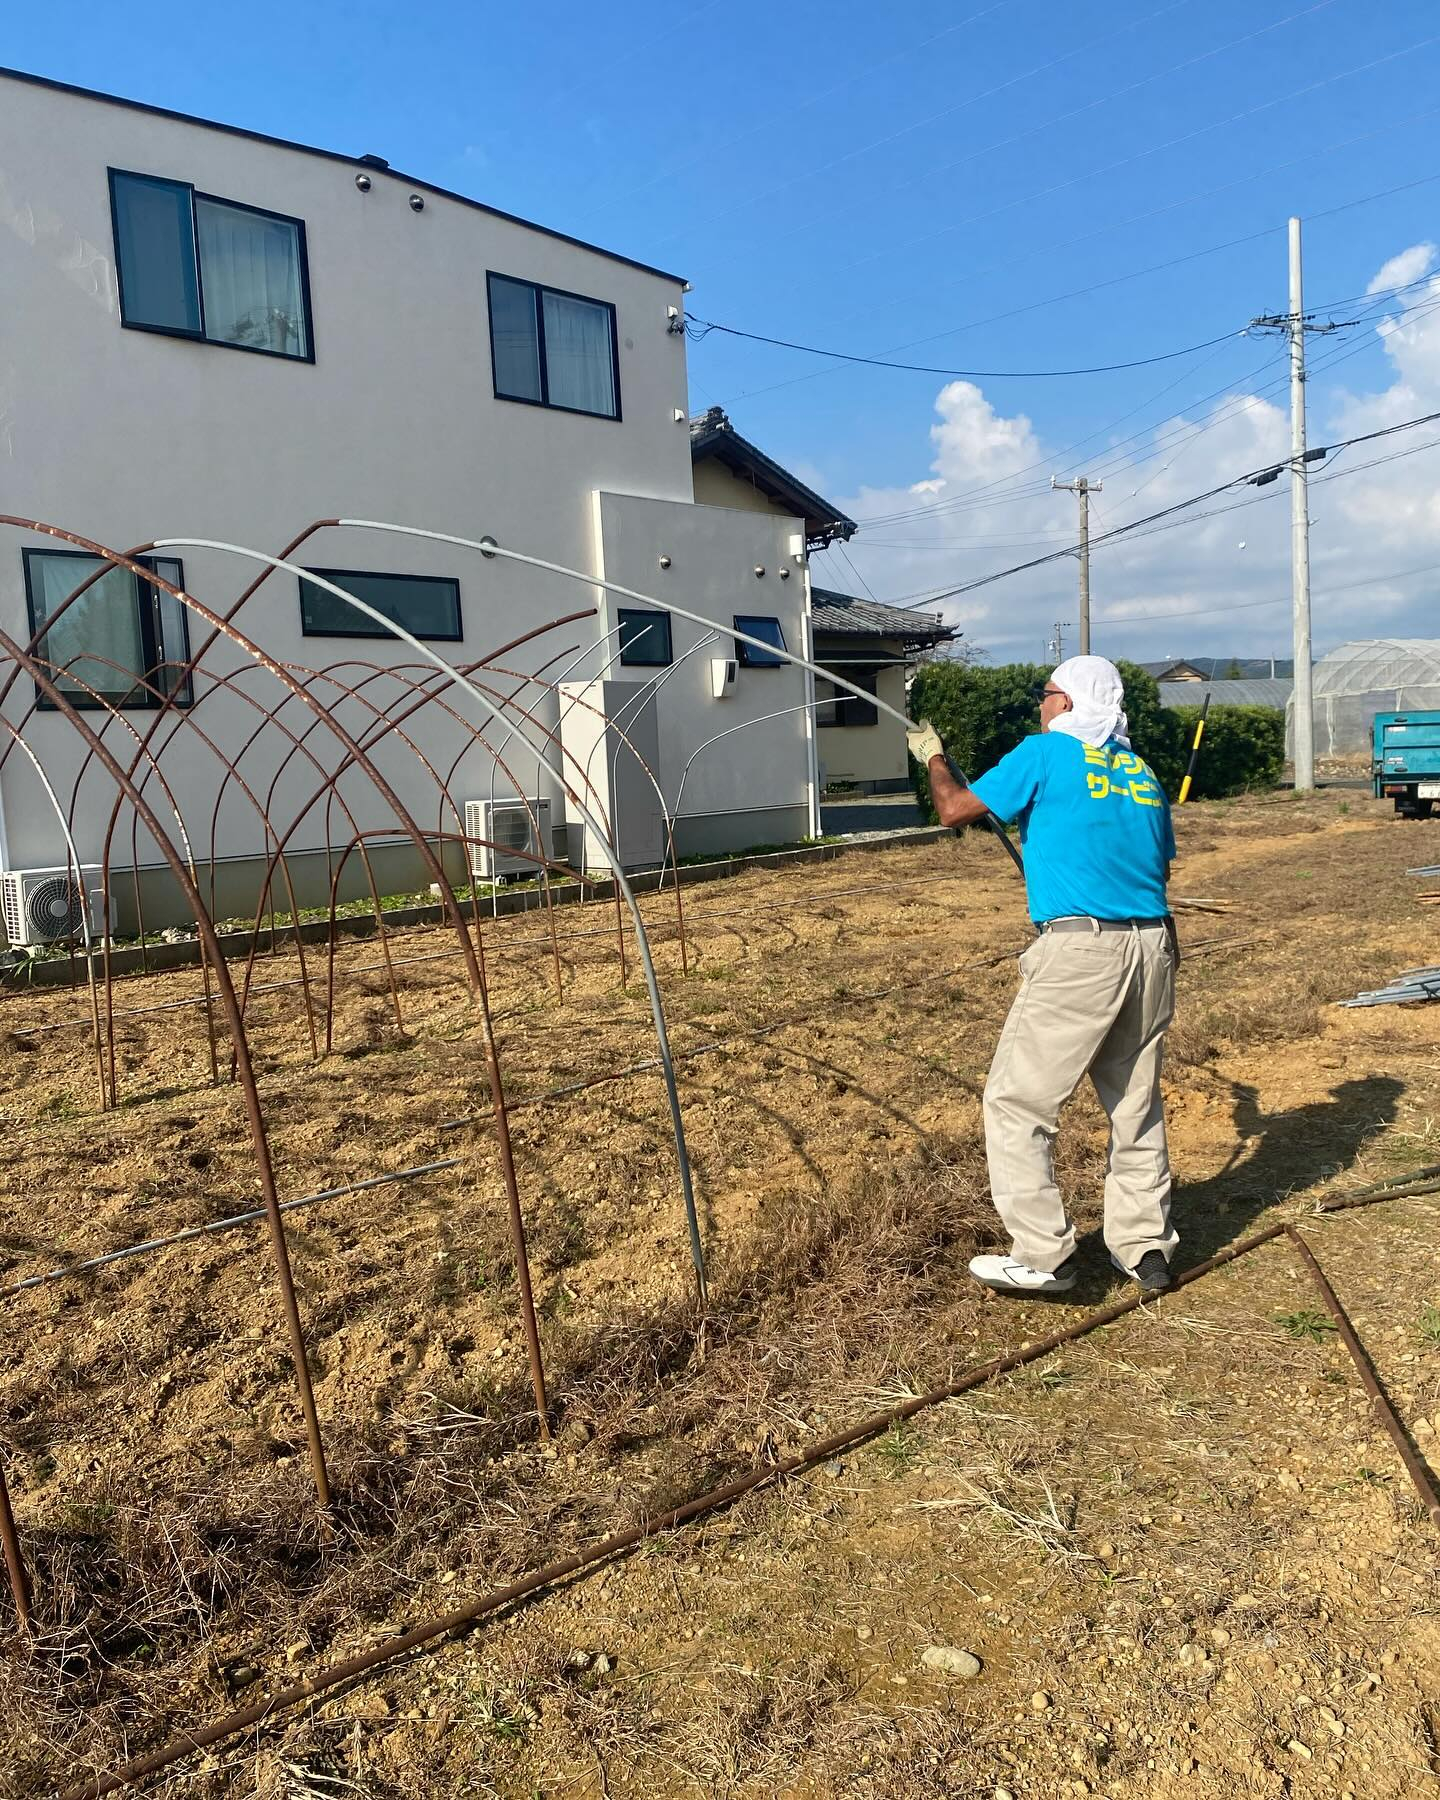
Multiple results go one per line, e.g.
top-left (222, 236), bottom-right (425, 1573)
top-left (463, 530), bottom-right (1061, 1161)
top-left (0, 73), bottom-right (714, 909)
top-left (591, 492), bottom-right (812, 854)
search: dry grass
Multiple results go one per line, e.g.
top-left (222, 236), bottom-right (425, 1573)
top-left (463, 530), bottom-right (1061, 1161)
top-left (4, 791), bottom-right (1440, 1796)
top-left (0, 1140), bottom-right (1006, 1795)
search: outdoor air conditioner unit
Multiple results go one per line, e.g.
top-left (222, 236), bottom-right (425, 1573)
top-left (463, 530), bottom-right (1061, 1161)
top-left (1, 866), bottom-right (102, 949)
top-left (710, 657), bottom-right (738, 699)
top-left (463, 799), bottom-right (552, 882)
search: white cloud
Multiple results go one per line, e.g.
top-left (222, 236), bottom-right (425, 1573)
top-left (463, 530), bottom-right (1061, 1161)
top-left (1366, 243), bottom-right (1436, 297)
top-left (819, 247), bottom-right (1440, 664)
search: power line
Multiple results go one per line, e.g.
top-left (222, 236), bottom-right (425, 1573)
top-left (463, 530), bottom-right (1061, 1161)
top-left (888, 406), bottom-right (1440, 608)
top-left (834, 541), bottom-right (881, 605)
top-left (717, 225), bottom-right (1285, 410)
top-left (685, 317), bottom-right (1244, 379)
top-left (842, 21), bottom-right (1434, 281)
top-left (651, 0), bottom-right (1193, 250)
top-left (850, 337), bottom-right (1278, 531)
top-left (840, 0), bottom-right (1344, 269)
top-left (841, 274), bottom-right (1440, 536)
top-left (844, 340), bottom-right (1290, 531)
top-left (710, 144), bottom-right (1440, 415)
top-left (1098, 559), bottom-right (1440, 627)
top-left (596, 0), bottom-right (1019, 215)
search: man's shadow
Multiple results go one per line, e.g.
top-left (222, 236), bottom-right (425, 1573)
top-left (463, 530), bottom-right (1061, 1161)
top-left (1068, 1074), bottom-right (1404, 1284)
top-left (1171, 1073), bottom-right (1404, 1264)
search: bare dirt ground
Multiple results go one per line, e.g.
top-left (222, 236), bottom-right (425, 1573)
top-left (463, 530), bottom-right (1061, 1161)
top-left (0, 787), bottom-right (1437, 1798)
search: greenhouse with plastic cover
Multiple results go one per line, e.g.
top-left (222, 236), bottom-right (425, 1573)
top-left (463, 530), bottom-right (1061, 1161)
top-left (1288, 640), bottom-right (1440, 756)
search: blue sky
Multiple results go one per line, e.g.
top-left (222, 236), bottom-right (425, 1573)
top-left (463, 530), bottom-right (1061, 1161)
top-left (9, 0), bottom-right (1440, 658)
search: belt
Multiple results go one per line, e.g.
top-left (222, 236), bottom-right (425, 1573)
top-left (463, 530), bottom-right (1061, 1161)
top-left (1042, 915), bottom-right (1169, 933)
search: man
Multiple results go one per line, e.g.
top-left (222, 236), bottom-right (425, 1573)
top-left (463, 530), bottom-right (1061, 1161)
top-left (907, 655), bottom-right (1178, 1299)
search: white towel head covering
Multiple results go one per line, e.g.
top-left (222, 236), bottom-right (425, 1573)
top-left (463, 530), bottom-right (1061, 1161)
top-left (1045, 654), bottom-right (1130, 749)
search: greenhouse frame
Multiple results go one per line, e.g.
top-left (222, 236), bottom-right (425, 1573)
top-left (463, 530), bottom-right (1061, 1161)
top-left (1288, 640), bottom-right (1440, 757)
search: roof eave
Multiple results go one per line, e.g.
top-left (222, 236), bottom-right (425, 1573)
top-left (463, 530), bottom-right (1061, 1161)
top-left (691, 426), bottom-right (856, 545)
top-left (0, 64), bottom-right (688, 287)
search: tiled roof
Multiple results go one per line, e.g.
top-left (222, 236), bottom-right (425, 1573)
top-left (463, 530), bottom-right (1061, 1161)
top-left (689, 408), bottom-right (856, 545)
top-left (810, 588), bottom-right (954, 645)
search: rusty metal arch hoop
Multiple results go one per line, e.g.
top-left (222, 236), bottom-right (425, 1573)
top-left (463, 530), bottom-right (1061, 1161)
top-left (331, 520), bottom-right (1022, 878)
top-left (0, 626), bottom-right (334, 1512)
top-left (150, 540), bottom-right (710, 1307)
top-left (1, 519), bottom-right (559, 1439)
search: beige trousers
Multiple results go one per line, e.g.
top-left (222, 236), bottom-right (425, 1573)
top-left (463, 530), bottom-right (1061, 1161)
top-left (982, 922), bottom-right (1177, 1274)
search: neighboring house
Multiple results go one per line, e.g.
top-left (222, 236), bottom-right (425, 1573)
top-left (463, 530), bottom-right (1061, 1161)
top-left (1, 68), bottom-right (820, 930)
top-left (809, 591), bottom-right (954, 793)
top-left (689, 408), bottom-right (856, 549)
top-left (689, 412), bottom-right (952, 793)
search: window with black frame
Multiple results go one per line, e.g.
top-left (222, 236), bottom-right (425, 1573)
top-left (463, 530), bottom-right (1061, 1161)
top-left (109, 168), bottom-right (312, 360)
top-left (733, 614), bottom-right (787, 668)
top-left (23, 549), bottom-right (193, 708)
top-left (298, 570), bottom-right (463, 641)
top-left (617, 608), bottom-right (672, 667)
top-left (816, 667), bottom-right (879, 727)
top-left (487, 271), bottom-right (619, 418)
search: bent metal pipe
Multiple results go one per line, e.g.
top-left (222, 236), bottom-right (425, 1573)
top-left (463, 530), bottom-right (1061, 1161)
top-left (0, 627), bottom-right (335, 1526)
top-left (58, 1218), bottom-right (1294, 1800)
top-left (2, 518), bottom-right (556, 1449)
top-left (150, 539), bottom-right (711, 1310)
top-left (331, 519), bottom-right (1025, 878)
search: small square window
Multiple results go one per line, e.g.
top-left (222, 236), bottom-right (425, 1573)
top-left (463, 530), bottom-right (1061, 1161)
top-left (817, 667), bottom-right (879, 726)
top-left (734, 615), bottom-right (787, 668)
top-left (617, 609), bottom-right (672, 667)
top-left (299, 569), bottom-right (463, 641)
top-left (23, 548), bottom-right (193, 709)
top-left (487, 271), bottom-right (619, 419)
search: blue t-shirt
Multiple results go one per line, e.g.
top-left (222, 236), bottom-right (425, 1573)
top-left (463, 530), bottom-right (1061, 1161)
top-left (969, 732), bottom-right (1175, 925)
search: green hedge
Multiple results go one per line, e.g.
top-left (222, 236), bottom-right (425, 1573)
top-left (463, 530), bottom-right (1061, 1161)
top-left (1169, 703), bottom-right (1286, 799)
top-left (908, 660), bottom-right (1282, 815)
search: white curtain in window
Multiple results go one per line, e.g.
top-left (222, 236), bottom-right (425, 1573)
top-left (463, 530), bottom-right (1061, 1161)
top-left (33, 557), bottom-right (146, 699)
top-left (196, 198), bottom-right (307, 356)
top-left (542, 291), bottom-right (615, 415)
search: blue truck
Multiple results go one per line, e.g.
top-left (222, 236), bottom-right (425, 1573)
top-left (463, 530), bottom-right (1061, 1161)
top-left (1373, 711), bottom-right (1440, 817)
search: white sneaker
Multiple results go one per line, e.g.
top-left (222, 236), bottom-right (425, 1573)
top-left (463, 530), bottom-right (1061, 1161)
top-left (968, 1253), bottom-right (1077, 1295)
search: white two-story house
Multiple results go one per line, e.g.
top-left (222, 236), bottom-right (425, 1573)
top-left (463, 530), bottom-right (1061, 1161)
top-left (0, 67), bottom-right (819, 933)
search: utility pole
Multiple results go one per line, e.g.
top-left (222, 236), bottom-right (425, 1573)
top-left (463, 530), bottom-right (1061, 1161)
top-left (1047, 620), bottom-right (1071, 664)
top-left (1285, 218), bottom-right (1314, 792)
top-left (1248, 218), bottom-right (1351, 791)
top-left (1051, 476), bottom-right (1102, 654)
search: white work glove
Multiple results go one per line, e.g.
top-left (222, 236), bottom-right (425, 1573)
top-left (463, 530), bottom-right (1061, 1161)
top-left (906, 719), bottom-right (945, 767)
